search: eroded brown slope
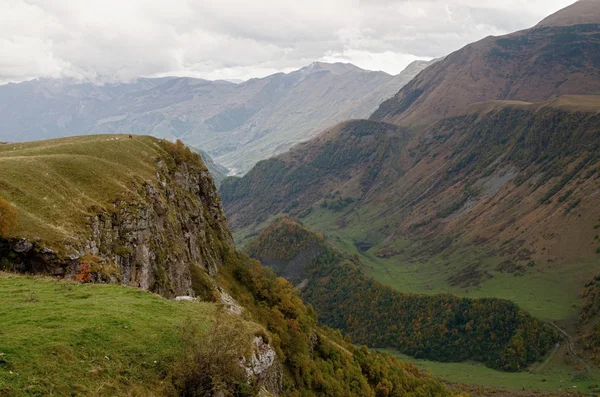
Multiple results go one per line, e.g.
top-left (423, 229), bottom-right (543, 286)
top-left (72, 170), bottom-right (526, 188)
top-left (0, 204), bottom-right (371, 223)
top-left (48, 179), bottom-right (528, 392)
top-left (371, 15), bottom-right (600, 126)
top-left (537, 0), bottom-right (600, 28)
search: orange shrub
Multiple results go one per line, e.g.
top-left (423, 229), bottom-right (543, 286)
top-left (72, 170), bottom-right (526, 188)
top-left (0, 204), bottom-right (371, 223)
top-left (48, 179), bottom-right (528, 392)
top-left (75, 263), bottom-right (93, 283)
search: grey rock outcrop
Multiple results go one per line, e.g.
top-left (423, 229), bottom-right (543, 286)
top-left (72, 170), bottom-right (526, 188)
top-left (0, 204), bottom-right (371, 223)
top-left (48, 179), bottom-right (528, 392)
top-left (0, 158), bottom-right (234, 299)
top-left (240, 336), bottom-right (283, 395)
top-left (174, 296), bottom-right (197, 302)
top-left (218, 287), bottom-right (244, 315)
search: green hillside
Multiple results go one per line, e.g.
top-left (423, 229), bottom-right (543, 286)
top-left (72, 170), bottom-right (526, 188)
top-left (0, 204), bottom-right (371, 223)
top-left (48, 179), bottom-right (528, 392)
top-left (0, 267), bottom-right (455, 397)
top-left (0, 135), bottom-right (192, 246)
top-left (0, 272), bottom-right (228, 396)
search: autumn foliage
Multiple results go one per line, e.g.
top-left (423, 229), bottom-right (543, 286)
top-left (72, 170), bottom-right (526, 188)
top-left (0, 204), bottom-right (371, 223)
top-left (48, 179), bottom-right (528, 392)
top-left (247, 217), bottom-right (558, 372)
top-left (245, 216), bottom-right (326, 262)
top-left (0, 197), bottom-right (17, 237)
top-left (225, 250), bottom-right (453, 396)
top-left (160, 139), bottom-right (206, 169)
top-left (75, 263), bottom-right (93, 283)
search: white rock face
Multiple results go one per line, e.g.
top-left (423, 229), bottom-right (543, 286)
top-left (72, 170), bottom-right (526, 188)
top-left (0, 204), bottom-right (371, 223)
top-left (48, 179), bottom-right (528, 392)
top-left (236, 335), bottom-right (283, 395)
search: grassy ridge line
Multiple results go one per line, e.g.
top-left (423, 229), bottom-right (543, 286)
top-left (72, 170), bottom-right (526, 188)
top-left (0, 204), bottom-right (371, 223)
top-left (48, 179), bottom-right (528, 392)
top-left (0, 135), bottom-right (168, 245)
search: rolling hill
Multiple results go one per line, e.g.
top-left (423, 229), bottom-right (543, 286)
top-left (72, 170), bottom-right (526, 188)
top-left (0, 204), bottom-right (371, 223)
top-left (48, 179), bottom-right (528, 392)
top-left (246, 217), bottom-right (557, 373)
top-left (0, 60), bottom-right (435, 175)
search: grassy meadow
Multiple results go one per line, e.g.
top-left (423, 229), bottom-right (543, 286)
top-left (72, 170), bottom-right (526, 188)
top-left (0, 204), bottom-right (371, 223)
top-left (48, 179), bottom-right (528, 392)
top-left (0, 272), bottom-right (263, 396)
top-left (384, 350), bottom-right (600, 394)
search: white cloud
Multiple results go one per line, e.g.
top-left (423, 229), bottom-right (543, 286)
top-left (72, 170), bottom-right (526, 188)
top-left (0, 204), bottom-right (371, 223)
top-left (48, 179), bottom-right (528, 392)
top-left (0, 0), bottom-right (577, 83)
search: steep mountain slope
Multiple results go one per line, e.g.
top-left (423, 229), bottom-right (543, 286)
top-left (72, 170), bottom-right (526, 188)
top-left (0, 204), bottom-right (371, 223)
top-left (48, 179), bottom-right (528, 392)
top-left (0, 135), bottom-right (455, 396)
top-left (536, 0), bottom-right (600, 28)
top-left (192, 147), bottom-right (230, 187)
top-left (220, 3), bottom-right (600, 332)
top-left (221, 97), bottom-right (600, 326)
top-left (371, 3), bottom-right (600, 127)
top-left (221, 119), bottom-right (412, 226)
top-left (212, 60), bottom-right (437, 173)
top-left (0, 61), bottom-right (434, 175)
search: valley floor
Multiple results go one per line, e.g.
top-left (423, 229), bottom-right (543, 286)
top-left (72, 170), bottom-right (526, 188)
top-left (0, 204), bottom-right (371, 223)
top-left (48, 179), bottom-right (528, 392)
top-left (234, 205), bottom-right (591, 324)
top-left (384, 350), bottom-right (599, 395)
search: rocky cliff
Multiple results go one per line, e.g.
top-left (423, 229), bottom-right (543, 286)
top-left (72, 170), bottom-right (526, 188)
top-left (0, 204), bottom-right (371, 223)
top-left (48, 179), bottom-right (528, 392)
top-left (1, 148), bottom-right (232, 298)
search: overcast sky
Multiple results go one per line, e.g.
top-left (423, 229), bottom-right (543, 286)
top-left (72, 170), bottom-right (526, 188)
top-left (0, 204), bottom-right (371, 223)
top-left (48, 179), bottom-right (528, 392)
top-left (1, 0), bottom-right (577, 84)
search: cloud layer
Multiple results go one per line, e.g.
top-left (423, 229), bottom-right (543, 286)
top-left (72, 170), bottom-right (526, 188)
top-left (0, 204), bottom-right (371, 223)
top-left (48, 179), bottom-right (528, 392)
top-left (0, 0), bottom-right (576, 83)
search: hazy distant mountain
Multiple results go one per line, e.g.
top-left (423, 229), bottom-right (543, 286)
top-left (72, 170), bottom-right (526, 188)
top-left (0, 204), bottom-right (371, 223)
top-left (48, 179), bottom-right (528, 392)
top-left (191, 147), bottom-right (230, 187)
top-left (0, 61), bottom-right (435, 174)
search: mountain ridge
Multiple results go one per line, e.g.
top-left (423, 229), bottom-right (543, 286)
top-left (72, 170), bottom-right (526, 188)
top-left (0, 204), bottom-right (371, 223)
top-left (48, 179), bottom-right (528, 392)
top-left (0, 60), bottom-right (436, 175)
top-left (536, 0), bottom-right (600, 28)
top-left (371, 12), bottom-right (600, 127)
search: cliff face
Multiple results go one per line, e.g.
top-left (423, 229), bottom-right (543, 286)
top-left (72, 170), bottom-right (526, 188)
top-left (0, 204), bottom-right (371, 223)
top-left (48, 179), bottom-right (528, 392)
top-left (1, 152), bottom-right (234, 299)
top-left (0, 142), bottom-right (283, 394)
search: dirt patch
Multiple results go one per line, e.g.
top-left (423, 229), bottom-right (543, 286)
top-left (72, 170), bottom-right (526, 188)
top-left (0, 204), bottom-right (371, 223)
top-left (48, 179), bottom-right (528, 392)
top-left (481, 167), bottom-right (519, 197)
top-left (448, 263), bottom-right (492, 288)
top-left (514, 248), bottom-right (534, 261)
top-left (375, 246), bottom-right (402, 258)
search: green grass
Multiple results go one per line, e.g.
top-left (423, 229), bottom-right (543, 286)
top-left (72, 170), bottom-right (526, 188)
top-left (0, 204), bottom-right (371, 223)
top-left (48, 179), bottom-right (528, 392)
top-left (383, 350), bottom-right (600, 394)
top-left (291, 204), bottom-right (590, 323)
top-left (0, 135), bottom-right (167, 246)
top-left (234, 201), bottom-right (592, 323)
top-left (0, 272), bottom-right (219, 396)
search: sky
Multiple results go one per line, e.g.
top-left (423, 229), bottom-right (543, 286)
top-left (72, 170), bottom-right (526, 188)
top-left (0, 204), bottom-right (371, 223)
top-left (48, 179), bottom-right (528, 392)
top-left (0, 0), bottom-right (577, 84)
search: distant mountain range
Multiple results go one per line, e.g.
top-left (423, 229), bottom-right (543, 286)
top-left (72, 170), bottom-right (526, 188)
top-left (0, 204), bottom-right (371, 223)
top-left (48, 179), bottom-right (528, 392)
top-left (0, 60), bottom-right (435, 175)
